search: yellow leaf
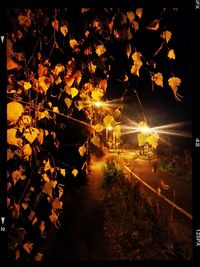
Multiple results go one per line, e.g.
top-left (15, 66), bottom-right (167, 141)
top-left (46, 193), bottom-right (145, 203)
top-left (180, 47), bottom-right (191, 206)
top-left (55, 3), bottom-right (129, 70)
top-left (7, 128), bottom-right (23, 146)
top-left (103, 115), bottom-right (114, 127)
top-left (88, 62), bottom-right (97, 73)
top-left (52, 198), bottom-right (63, 209)
top-left (76, 101), bottom-right (84, 111)
top-left (136, 8), bottom-right (143, 19)
top-left (53, 106), bottom-right (59, 113)
top-left (93, 124), bottom-right (105, 133)
top-left (44, 159), bottom-right (51, 172)
top-left (131, 51), bottom-right (143, 76)
top-left (19, 115), bottom-right (32, 126)
top-left (22, 144), bottom-right (32, 158)
top-left (24, 81), bottom-right (32, 90)
top-left (34, 252), bottom-right (43, 261)
top-left (60, 25), bottom-right (68, 36)
top-left (137, 132), bottom-right (148, 146)
top-left (127, 11), bottom-right (135, 23)
top-left (64, 75), bottom-right (74, 87)
top-left (114, 125), bottom-right (121, 139)
top-left (12, 170), bottom-right (22, 182)
top-left (54, 64), bottom-right (65, 76)
top-left (146, 133), bottom-right (159, 149)
top-left (37, 129), bottom-right (44, 144)
top-left (42, 173), bottom-right (50, 182)
top-left (64, 98), bottom-right (72, 108)
top-left (23, 242), bottom-right (34, 254)
top-left (43, 181), bottom-right (53, 196)
top-left (151, 72), bottom-right (163, 87)
top-left (69, 39), bottom-right (79, 50)
top-left (161, 31), bottom-right (172, 43)
top-left (95, 45), bottom-right (106, 56)
top-left (91, 89), bottom-right (104, 101)
top-left (132, 20), bottom-right (139, 32)
top-left (49, 211), bottom-right (58, 222)
top-left (78, 146), bottom-right (86, 157)
top-left (24, 127), bottom-right (39, 144)
top-left (38, 110), bottom-right (49, 120)
top-left (71, 87), bottom-right (79, 98)
top-left (38, 76), bottom-right (51, 93)
top-left (52, 19), bottom-right (59, 31)
top-left (168, 49), bottom-right (176, 60)
top-left (168, 77), bottom-right (182, 100)
top-left (146, 19), bottom-right (159, 30)
top-left (60, 169), bottom-right (66, 177)
top-left (75, 70), bottom-right (82, 85)
top-left (72, 168), bottom-right (78, 177)
top-left (91, 135), bottom-right (101, 148)
top-left (7, 101), bottom-right (24, 123)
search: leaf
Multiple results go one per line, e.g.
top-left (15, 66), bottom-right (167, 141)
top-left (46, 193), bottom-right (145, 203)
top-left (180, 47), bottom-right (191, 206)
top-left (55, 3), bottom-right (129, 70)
top-left (42, 181), bottom-right (53, 196)
top-left (103, 115), bottom-right (114, 127)
top-left (151, 72), bottom-right (163, 87)
top-left (95, 45), bottom-right (106, 56)
top-left (137, 133), bottom-right (148, 146)
top-left (24, 81), bottom-right (32, 90)
top-left (7, 101), bottom-right (24, 123)
top-left (114, 125), bottom-right (121, 139)
top-left (12, 170), bottom-right (22, 184)
top-left (38, 110), bottom-right (49, 120)
top-left (60, 25), bottom-right (68, 36)
top-left (22, 202), bottom-right (28, 210)
top-left (136, 8), bottom-right (143, 19)
top-left (93, 124), bottom-right (105, 133)
top-left (58, 186), bottom-right (64, 199)
top-left (49, 211), bottom-right (58, 222)
top-left (23, 242), bottom-right (34, 254)
top-left (98, 79), bottom-right (107, 92)
top-left (132, 20), bottom-right (139, 32)
top-left (91, 89), bottom-right (104, 101)
top-left (38, 76), bottom-right (51, 93)
top-left (64, 75), bottom-right (74, 87)
top-left (146, 133), bottom-right (159, 149)
top-left (22, 144), bottom-right (32, 159)
top-left (34, 252), bottom-right (43, 261)
top-left (146, 19), bottom-right (159, 30)
top-left (52, 198), bottom-right (63, 209)
top-left (52, 19), bottom-right (59, 31)
top-left (54, 64), bottom-right (65, 76)
top-left (7, 58), bottom-right (21, 70)
top-left (72, 169), bottom-right (78, 177)
top-left (75, 70), bottom-right (82, 85)
top-left (69, 39), bottom-right (79, 50)
top-left (161, 31), bottom-right (172, 43)
top-left (168, 49), bottom-right (176, 60)
top-left (126, 43), bottom-right (132, 58)
top-left (15, 249), bottom-right (20, 260)
top-left (42, 173), bottom-right (50, 182)
top-left (44, 159), bottom-right (51, 172)
top-left (91, 135), bottom-right (101, 148)
top-left (88, 62), bottom-right (97, 73)
top-left (168, 77), bottom-right (182, 100)
top-left (60, 169), bottom-right (66, 177)
top-left (53, 106), bottom-right (59, 113)
top-left (131, 52), bottom-right (143, 76)
top-left (127, 11), bottom-right (135, 23)
top-left (37, 129), bottom-right (44, 144)
top-left (7, 128), bottom-right (23, 147)
top-left (24, 127), bottom-right (39, 144)
top-left (78, 146), bottom-right (86, 157)
top-left (64, 98), bottom-right (72, 108)
top-left (39, 221), bottom-right (45, 233)
top-left (71, 87), bottom-right (79, 98)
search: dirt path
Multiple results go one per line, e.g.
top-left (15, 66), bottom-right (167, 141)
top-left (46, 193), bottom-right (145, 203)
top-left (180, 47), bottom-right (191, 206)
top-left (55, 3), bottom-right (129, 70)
top-left (46, 156), bottom-right (113, 262)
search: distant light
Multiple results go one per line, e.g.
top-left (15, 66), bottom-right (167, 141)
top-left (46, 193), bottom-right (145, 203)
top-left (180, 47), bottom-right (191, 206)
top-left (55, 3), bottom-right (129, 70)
top-left (139, 125), bottom-right (152, 134)
top-left (107, 126), bottom-right (113, 131)
top-left (94, 101), bottom-right (103, 108)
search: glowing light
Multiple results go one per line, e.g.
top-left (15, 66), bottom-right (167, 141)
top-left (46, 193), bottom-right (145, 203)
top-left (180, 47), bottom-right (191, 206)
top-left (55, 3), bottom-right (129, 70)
top-left (139, 125), bottom-right (153, 134)
top-left (94, 101), bottom-right (103, 108)
top-left (107, 126), bottom-right (113, 131)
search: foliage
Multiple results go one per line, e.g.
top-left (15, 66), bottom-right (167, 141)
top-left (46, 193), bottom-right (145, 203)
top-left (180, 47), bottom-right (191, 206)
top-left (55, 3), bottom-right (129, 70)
top-left (6, 7), bottom-right (183, 261)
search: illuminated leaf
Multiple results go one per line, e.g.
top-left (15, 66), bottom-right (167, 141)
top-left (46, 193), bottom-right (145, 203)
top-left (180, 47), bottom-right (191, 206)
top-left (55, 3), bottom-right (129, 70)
top-left (23, 242), bottom-right (34, 254)
top-left (136, 8), bottom-right (143, 19)
top-left (52, 198), bottom-right (63, 209)
top-left (114, 109), bottom-right (121, 118)
top-left (91, 89), bottom-right (104, 101)
top-left (24, 127), bottom-right (39, 144)
top-left (60, 25), bottom-right (68, 36)
top-left (146, 133), bottom-right (159, 149)
top-left (37, 129), bottom-right (44, 144)
top-left (34, 252), bottom-right (43, 261)
top-left (75, 70), bottom-right (82, 85)
top-left (64, 75), bottom-right (74, 87)
top-left (88, 62), bottom-right (97, 73)
top-left (69, 39), bottom-right (79, 50)
top-left (161, 31), bottom-right (172, 43)
top-left (114, 125), bottom-right (121, 139)
top-left (44, 159), bottom-right (51, 172)
top-left (72, 169), bottom-right (78, 177)
top-left (64, 98), bottom-right (72, 108)
top-left (168, 77), bottom-right (182, 100)
top-left (132, 20), bottom-right (139, 32)
top-left (53, 106), bottom-right (59, 113)
top-left (126, 43), bottom-right (132, 58)
top-left (60, 169), bottom-right (66, 177)
top-left (151, 72), bottom-right (163, 87)
top-left (93, 124), bottom-right (105, 133)
top-left (91, 135), bottom-right (101, 148)
top-left (168, 49), bottom-right (176, 60)
top-left (52, 19), bottom-right (59, 31)
top-left (19, 115), bottom-right (32, 126)
top-left (49, 211), bottom-right (58, 222)
top-left (39, 221), bottom-right (45, 233)
top-left (131, 52), bottom-right (143, 76)
top-left (7, 101), bottom-right (24, 123)
top-left (95, 45), bottom-right (106, 56)
top-left (98, 79), bottom-right (107, 92)
top-left (42, 181), bottom-right (53, 196)
top-left (103, 115), bottom-right (114, 127)
top-left (146, 19), bottom-right (159, 30)
top-left (42, 173), bottom-right (50, 182)
top-left (127, 11), bottom-right (135, 23)
top-left (78, 146), bottom-right (86, 157)
top-left (58, 186), bottom-right (64, 199)
top-left (71, 87), bottom-right (79, 98)
top-left (137, 133), bottom-right (148, 146)
top-left (38, 110), bottom-right (49, 120)
top-left (54, 64), bottom-right (65, 76)
top-left (23, 144), bottom-right (32, 159)
top-left (7, 58), bottom-right (20, 70)
top-left (12, 170), bottom-right (22, 184)
top-left (7, 128), bottom-right (23, 146)
top-left (7, 149), bottom-right (14, 160)
top-left (76, 101), bottom-right (84, 111)
top-left (38, 76), bottom-right (51, 93)
top-left (24, 81), bottom-right (32, 90)
top-left (22, 203), bottom-right (28, 210)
